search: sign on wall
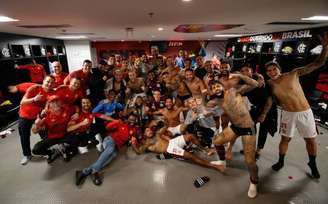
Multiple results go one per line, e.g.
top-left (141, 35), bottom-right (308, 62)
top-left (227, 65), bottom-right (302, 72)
top-left (237, 29), bottom-right (313, 43)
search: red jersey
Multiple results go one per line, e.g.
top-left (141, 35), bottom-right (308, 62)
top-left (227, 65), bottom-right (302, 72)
top-left (16, 82), bottom-right (36, 93)
top-left (64, 69), bottom-right (89, 94)
top-left (17, 64), bottom-right (46, 83)
top-left (70, 111), bottom-right (94, 133)
top-left (54, 85), bottom-right (83, 105)
top-left (52, 72), bottom-right (68, 88)
top-left (43, 107), bottom-right (71, 139)
top-left (19, 85), bottom-right (52, 119)
top-left (106, 120), bottom-right (139, 149)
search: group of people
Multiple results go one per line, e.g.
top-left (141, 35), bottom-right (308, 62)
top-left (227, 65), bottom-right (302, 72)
top-left (13, 33), bottom-right (328, 199)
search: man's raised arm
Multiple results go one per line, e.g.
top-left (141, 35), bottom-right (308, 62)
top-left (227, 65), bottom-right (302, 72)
top-left (294, 33), bottom-right (328, 76)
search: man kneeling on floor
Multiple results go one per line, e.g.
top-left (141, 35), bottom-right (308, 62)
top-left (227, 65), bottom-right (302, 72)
top-left (32, 96), bottom-right (76, 163)
top-left (131, 122), bottom-right (225, 173)
top-left (75, 110), bottom-right (140, 186)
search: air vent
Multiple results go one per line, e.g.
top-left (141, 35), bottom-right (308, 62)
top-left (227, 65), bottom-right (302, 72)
top-left (266, 22), bottom-right (319, 25)
top-left (17, 24), bottom-right (72, 28)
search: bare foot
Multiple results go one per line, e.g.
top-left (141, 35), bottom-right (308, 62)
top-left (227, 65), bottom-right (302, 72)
top-left (212, 164), bottom-right (226, 173)
top-left (225, 149), bottom-right (232, 160)
top-left (207, 148), bottom-right (216, 156)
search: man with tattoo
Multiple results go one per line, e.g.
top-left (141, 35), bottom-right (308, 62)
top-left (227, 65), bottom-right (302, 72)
top-left (212, 74), bottom-right (260, 198)
top-left (131, 124), bottom-right (225, 172)
top-left (262, 33), bottom-right (328, 179)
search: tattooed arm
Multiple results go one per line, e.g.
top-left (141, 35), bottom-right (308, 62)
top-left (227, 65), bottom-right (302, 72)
top-left (234, 74), bottom-right (259, 94)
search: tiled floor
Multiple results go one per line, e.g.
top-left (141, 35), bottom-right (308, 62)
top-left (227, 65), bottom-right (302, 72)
top-left (0, 123), bottom-right (327, 204)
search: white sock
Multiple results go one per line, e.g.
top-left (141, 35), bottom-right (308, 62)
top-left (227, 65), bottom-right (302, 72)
top-left (247, 183), bottom-right (258, 198)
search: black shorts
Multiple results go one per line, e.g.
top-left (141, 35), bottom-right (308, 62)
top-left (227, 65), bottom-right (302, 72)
top-left (231, 124), bottom-right (256, 136)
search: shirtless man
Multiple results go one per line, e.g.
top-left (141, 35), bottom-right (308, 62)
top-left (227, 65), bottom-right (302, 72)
top-left (160, 56), bottom-right (180, 77)
top-left (126, 71), bottom-right (145, 99)
top-left (184, 69), bottom-right (207, 97)
top-left (217, 61), bottom-right (248, 130)
top-left (131, 124), bottom-right (225, 172)
top-left (261, 33), bottom-right (328, 179)
top-left (153, 97), bottom-right (187, 136)
top-left (212, 75), bottom-right (260, 198)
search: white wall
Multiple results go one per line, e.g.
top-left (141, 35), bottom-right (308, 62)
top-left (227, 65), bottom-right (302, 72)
top-left (90, 47), bottom-right (98, 66)
top-left (204, 41), bottom-right (227, 61)
top-left (64, 40), bottom-right (92, 72)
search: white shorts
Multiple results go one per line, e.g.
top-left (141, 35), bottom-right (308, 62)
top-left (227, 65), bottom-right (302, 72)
top-left (166, 135), bottom-right (186, 156)
top-left (280, 109), bottom-right (317, 138)
top-left (168, 124), bottom-right (182, 136)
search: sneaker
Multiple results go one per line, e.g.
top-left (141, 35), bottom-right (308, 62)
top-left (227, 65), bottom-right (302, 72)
top-left (95, 134), bottom-right (103, 152)
top-left (75, 170), bottom-right (88, 186)
top-left (57, 144), bottom-right (70, 161)
top-left (47, 150), bottom-right (60, 164)
top-left (78, 146), bottom-right (89, 154)
top-left (247, 183), bottom-right (258, 198)
top-left (96, 143), bottom-right (103, 152)
top-left (95, 134), bottom-right (102, 143)
top-left (90, 172), bottom-right (103, 186)
top-left (20, 156), bottom-right (32, 165)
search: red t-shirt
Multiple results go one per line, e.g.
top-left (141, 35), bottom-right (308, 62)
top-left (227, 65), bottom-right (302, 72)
top-left (43, 108), bottom-right (71, 139)
top-left (51, 72), bottom-right (68, 88)
top-left (64, 69), bottom-right (89, 94)
top-left (17, 64), bottom-right (46, 83)
top-left (19, 85), bottom-right (52, 119)
top-left (106, 120), bottom-right (139, 149)
top-left (54, 85), bottom-right (83, 105)
top-left (16, 82), bottom-right (36, 93)
top-left (70, 111), bottom-right (94, 133)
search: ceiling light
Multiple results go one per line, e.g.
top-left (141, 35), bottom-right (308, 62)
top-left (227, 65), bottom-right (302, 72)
top-left (55, 35), bottom-right (87, 39)
top-left (214, 34), bottom-right (242, 37)
top-left (121, 40), bottom-right (125, 42)
top-left (301, 16), bottom-right (328, 21)
top-left (0, 16), bottom-right (19, 22)
top-left (158, 27), bottom-right (164, 31)
top-left (182, 0), bottom-right (192, 2)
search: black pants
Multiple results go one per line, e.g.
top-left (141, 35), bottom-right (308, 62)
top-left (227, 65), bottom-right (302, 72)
top-left (250, 106), bottom-right (277, 150)
top-left (91, 118), bottom-right (107, 138)
top-left (32, 136), bottom-right (79, 156)
top-left (18, 117), bottom-right (35, 156)
top-left (71, 131), bottom-right (97, 148)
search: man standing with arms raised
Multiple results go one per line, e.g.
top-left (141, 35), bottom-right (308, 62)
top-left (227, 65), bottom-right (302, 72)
top-left (263, 33), bottom-right (328, 179)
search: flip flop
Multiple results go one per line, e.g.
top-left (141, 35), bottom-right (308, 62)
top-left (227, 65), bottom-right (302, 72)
top-left (194, 176), bottom-right (210, 188)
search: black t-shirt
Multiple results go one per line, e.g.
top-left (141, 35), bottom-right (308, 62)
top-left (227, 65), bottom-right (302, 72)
top-left (243, 75), bottom-right (269, 108)
top-left (195, 67), bottom-right (207, 80)
top-left (89, 68), bottom-right (106, 99)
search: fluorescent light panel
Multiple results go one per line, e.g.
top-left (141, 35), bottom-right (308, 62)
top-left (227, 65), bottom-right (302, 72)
top-left (301, 16), bottom-right (328, 21)
top-left (0, 16), bottom-right (19, 22)
top-left (55, 35), bottom-right (87, 39)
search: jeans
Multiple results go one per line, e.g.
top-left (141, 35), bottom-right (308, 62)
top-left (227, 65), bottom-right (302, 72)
top-left (83, 136), bottom-right (117, 174)
top-left (18, 117), bottom-right (35, 156)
